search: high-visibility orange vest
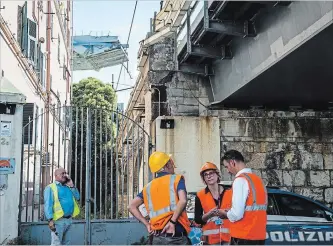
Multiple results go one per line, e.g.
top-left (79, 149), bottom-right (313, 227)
top-left (197, 187), bottom-right (232, 244)
top-left (142, 174), bottom-right (191, 233)
top-left (228, 173), bottom-right (267, 240)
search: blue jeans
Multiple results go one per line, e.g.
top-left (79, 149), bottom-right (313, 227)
top-left (51, 218), bottom-right (72, 245)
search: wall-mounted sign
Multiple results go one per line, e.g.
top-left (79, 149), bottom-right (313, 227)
top-left (0, 121), bottom-right (11, 137)
top-left (0, 158), bottom-right (15, 174)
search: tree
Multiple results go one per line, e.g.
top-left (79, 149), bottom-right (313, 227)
top-left (70, 77), bottom-right (118, 219)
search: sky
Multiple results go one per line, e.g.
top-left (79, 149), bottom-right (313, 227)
top-left (73, 1), bottom-right (161, 108)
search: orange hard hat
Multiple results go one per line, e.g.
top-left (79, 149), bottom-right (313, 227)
top-left (200, 162), bottom-right (218, 175)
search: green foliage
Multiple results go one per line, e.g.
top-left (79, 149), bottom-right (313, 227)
top-left (71, 77), bottom-right (118, 218)
top-left (72, 77), bottom-right (117, 109)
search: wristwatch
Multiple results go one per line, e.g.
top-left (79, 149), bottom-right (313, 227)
top-left (169, 219), bottom-right (176, 225)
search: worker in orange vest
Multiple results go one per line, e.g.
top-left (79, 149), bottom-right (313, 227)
top-left (219, 150), bottom-right (267, 245)
top-left (194, 162), bottom-right (232, 245)
top-left (128, 151), bottom-right (191, 245)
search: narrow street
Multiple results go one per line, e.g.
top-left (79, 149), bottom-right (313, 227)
top-left (0, 0), bottom-right (333, 245)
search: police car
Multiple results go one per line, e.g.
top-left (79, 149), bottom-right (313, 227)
top-left (187, 186), bottom-right (333, 245)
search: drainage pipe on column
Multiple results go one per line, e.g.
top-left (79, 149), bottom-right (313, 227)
top-left (43, 0), bottom-right (52, 187)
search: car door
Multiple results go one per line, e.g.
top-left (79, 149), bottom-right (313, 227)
top-left (274, 193), bottom-right (333, 245)
top-left (265, 193), bottom-right (292, 245)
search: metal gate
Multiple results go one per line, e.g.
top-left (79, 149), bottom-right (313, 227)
top-left (18, 105), bottom-right (152, 244)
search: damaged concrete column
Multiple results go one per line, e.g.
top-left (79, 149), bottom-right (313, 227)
top-left (147, 37), bottom-right (211, 120)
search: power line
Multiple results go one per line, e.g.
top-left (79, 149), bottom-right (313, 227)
top-left (115, 1), bottom-right (138, 90)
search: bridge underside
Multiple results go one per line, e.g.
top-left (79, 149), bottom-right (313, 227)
top-left (215, 23), bottom-right (333, 110)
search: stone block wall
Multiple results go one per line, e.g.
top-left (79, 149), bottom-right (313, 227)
top-left (210, 109), bottom-right (333, 208)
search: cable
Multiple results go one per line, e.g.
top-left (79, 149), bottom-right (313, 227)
top-left (115, 1), bottom-right (138, 90)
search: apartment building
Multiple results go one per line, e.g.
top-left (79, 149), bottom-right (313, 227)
top-left (0, 0), bottom-right (73, 222)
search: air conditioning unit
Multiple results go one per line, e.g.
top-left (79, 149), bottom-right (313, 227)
top-left (27, 18), bottom-right (37, 66)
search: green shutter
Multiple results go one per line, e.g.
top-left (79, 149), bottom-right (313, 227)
top-left (17, 5), bottom-right (22, 46)
top-left (21, 1), bottom-right (28, 57)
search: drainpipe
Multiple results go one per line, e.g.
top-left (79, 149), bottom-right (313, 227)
top-left (70, 0), bottom-right (74, 103)
top-left (43, 0), bottom-right (52, 186)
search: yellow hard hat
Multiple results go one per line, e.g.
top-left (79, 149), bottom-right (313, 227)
top-left (149, 151), bottom-right (171, 173)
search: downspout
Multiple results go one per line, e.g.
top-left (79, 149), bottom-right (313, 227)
top-left (43, 0), bottom-right (52, 185)
top-left (65, 1), bottom-right (70, 104)
top-left (70, 0), bottom-right (74, 103)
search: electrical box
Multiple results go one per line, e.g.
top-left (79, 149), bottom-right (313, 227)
top-left (0, 92), bottom-right (26, 243)
top-left (160, 119), bottom-right (174, 129)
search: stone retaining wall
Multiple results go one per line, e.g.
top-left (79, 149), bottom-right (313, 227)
top-left (209, 109), bottom-right (333, 208)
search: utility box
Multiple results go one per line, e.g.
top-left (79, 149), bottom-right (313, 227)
top-left (0, 92), bottom-right (26, 244)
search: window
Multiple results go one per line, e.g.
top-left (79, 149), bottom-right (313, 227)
top-left (27, 19), bottom-right (37, 65)
top-left (22, 103), bottom-right (35, 144)
top-left (37, 1), bottom-right (43, 20)
top-left (36, 47), bottom-right (46, 87)
top-left (267, 194), bottom-right (278, 215)
top-left (275, 194), bottom-right (328, 219)
top-left (32, 0), bottom-right (37, 22)
top-left (324, 210), bottom-right (333, 222)
top-left (17, 1), bottom-right (37, 64)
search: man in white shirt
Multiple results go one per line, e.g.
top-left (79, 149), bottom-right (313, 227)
top-left (218, 150), bottom-right (267, 245)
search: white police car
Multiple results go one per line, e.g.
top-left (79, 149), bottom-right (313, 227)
top-left (187, 187), bottom-right (333, 245)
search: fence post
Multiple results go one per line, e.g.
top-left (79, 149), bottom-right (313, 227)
top-left (85, 108), bottom-right (92, 245)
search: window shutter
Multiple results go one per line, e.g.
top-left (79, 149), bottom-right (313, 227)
top-left (21, 1), bottom-right (28, 57)
top-left (28, 19), bottom-right (37, 65)
top-left (17, 5), bottom-right (23, 46)
top-left (36, 46), bottom-right (43, 83)
top-left (22, 103), bottom-right (35, 144)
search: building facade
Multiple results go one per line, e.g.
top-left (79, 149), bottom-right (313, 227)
top-left (0, 0), bottom-right (73, 222)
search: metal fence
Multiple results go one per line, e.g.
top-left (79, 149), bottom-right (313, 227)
top-left (19, 105), bottom-right (151, 229)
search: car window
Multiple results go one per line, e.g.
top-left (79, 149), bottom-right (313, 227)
top-left (324, 210), bottom-right (333, 222)
top-left (275, 194), bottom-right (327, 219)
top-left (267, 194), bottom-right (278, 215)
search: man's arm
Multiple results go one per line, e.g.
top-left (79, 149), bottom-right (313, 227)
top-left (128, 196), bottom-right (150, 227)
top-left (70, 187), bottom-right (80, 201)
top-left (226, 178), bottom-right (249, 222)
top-left (171, 189), bottom-right (187, 222)
top-left (44, 186), bottom-right (54, 220)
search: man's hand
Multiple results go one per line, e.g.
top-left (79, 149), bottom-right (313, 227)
top-left (48, 220), bottom-right (56, 232)
top-left (65, 176), bottom-right (74, 187)
top-left (145, 223), bottom-right (154, 235)
top-left (161, 221), bottom-right (175, 236)
top-left (216, 209), bottom-right (228, 219)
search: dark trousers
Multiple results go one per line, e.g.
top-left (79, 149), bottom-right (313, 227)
top-left (151, 235), bottom-right (191, 245)
top-left (230, 237), bottom-right (265, 245)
